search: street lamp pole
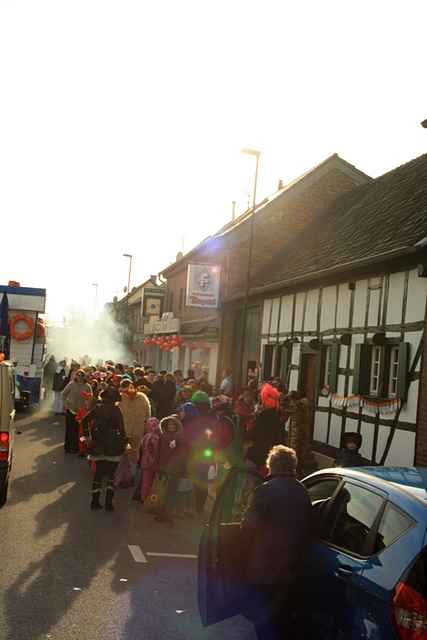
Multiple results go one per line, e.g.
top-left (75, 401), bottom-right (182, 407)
top-left (238, 148), bottom-right (260, 388)
top-left (123, 253), bottom-right (133, 295)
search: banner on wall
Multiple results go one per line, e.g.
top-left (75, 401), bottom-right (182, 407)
top-left (186, 264), bottom-right (221, 308)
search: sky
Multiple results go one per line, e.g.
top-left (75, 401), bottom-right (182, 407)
top-left (0, 0), bottom-right (426, 322)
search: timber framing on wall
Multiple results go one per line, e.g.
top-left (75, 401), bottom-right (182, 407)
top-left (258, 261), bottom-right (427, 466)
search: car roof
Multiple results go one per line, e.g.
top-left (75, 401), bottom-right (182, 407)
top-left (307, 466), bottom-right (427, 511)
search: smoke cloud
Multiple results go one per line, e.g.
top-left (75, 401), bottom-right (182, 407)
top-left (46, 309), bottom-right (133, 365)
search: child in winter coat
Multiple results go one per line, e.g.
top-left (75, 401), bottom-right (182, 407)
top-left (136, 417), bottom-right (162, 502)
top-left (335, 432), bottom-right (364, 467)
top-left (156, 414), bottom-right (186, 523)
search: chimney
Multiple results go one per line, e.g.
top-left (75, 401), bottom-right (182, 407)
top-left (176, 251), bottom-right (184, 262)
top-left (150, 275), bottom-right (157, 285)
top-left (278, 179), bottom-right (284, 190)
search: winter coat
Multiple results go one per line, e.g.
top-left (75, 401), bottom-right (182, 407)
top-left (158, 415), bottom-right (187, 476)
top-left (335, 448), bottom-right (364, 467)
top-left (140, 418), bottom-right (162, 470)
top-left (260, 382), bottom-right (281, 410)
top-left (62, 381), bottom-right (93, 414)
top-left (82, 401), bottom-right (127, 461)
top-left (245, 408), bottom-right (286, 469)
top-left (152, 380), bottom-right (176, 419)
top-left (234, 398), bottom-right (255, 432)
top-left (119, 392), bottom-right (151, 463)
top-left (52, 368), bottom-right (67, 392)
top-left (241, 474), bottom-right (312, 585)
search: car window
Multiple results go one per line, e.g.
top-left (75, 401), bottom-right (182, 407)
top-left (374, 503), bottom-right (413, 553)
top-left (305, 478), bottom-right (340, 504)
top-left (327, 483), bottom-right (384, 556)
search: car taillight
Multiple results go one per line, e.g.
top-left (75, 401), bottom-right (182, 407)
top-left (0, 432), bottom-right (9, 461)
top-left (393, 581), bottom-right (427, 639)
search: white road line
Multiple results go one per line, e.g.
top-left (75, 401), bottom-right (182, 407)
top-left (128, 545), bottom-right (148, 563)
top-left (146, 552), bottom-right (198, 560)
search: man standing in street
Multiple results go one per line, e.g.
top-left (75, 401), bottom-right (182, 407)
top-left (241, 445), bottom-right (312, 640)
top-left (62, 369), bottom-right (93, 453)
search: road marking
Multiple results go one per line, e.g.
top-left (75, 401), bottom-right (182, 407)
top-left (128, 545), bottom-right (148, 563)
top-left (146, 552), bottom-right (198, 560)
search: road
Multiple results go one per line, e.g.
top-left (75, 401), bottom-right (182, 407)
top-left (0, 411), bottom-right (255, 640)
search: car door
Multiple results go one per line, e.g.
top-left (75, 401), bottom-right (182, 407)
top-left (198, 466), bottom-right (262, 626)
top-left (357, 499), bottom-right (425, 639)
top-left (301, 476), bottom-right (387, 640)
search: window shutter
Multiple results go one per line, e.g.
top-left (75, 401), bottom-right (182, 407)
top-left (263, 345), bottom-right (274, 379)
top-left (329, 344), bottom-right (340, 393)
top-left (397, 342), bottom-right (410, 403)
top-left (280, 345), bottom-right (290, 384)
top-left (352, 344), bottom-right (371, 395)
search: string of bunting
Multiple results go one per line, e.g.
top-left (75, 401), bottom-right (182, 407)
top-left (331, 393), bottom-right (400, 415)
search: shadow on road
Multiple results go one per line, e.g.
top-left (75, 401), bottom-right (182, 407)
top-left (4, 416), bottom-right (121, 640)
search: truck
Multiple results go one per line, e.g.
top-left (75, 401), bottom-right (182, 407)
top-left (0, 283), bottom-right (47, 405)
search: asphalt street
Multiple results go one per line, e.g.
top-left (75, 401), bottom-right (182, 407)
top-left (0, 411), bottom-right (255, 640)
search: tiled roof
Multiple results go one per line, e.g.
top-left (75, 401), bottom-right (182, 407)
top-left (250, 152), bottom-right (427, 293)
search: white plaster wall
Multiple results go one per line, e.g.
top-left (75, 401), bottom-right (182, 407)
top-left (405, 330), bottom-right (423, 371)
top-left (328, 414), bottom-right (342, 447)
top-left (320, 286), bottom-right (336, 332)
top-left (337, 374), bottom-right (346, 395)
top-left (336, 283), bottom-right (351, 329)
top-left (294, 293), bottom-right (305, 332)
top-left (344, 418), bottom-right (359, 433)
top-left (262, 300), bottom-right (272, 334)
top-left (291, 342), bottom-right (301, 365)
top-left (7, 294), bottom-right (46, 313)
top-left (279, 295), bottom-right (293, 333)
top-left (400, 380), bottom-right (419, 424)
top-left (349, 334), bottom-right (365, 369)
top-left (317, 396), bottom-right (330, 408)
top-left (208, 344), bottom-right (219, 384)
top-left (359, 422), bottom-right (374, 460)
top-left (368, 288), bottom-right (381, 327)
top-left (385, 430), bottom-right (416, 466)
top-left (270, 298), bottom-right (281, 337)
top-left (386, 272), bottom-right (405, 324)
top-left (288, 369), bottom-right (299, 391)
top-left (339, 345), bottom-right (348, 368)
top-left (314, 411), bottom-right (328, 443)
top-left (305, 289), bottom-right (319, 332)
top-left (353, 279), bottom-right (368, 328)
top-left (405, 269), bottom-right (427, 323)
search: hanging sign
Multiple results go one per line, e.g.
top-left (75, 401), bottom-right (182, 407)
top-left (186, 264), bottom-right (221, 308)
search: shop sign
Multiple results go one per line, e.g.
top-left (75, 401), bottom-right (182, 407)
top-left (186, 264), bottom-right (221, 308)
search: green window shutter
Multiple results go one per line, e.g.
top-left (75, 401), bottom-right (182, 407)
top-left (280, 345), bottom-right (290, 384)
top-left (329, 344), bottom-right (340, 393)
top-left (397, 342), bottom-right (410, 403)
top-left (352, 343), bottom-right (371, 395)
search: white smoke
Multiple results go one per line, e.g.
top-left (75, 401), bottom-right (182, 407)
top-left (46, 309), bottom-right (133, 365)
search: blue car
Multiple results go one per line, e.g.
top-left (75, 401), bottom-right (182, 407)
top-left (199, 466), bottom-right (427, 639)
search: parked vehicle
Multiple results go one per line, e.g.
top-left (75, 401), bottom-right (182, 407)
top-left (0, 361), bottom-right (16, 507)
top-left (199, 465), bottom-right (427, 639)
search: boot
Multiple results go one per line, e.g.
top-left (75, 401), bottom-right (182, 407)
top-left (90, 490), bottom-right (102, 511)
top-left (105, 487), bottom-right (115, 512)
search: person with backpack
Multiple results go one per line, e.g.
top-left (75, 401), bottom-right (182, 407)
top-left (82, 388), bottom-right (127, 512)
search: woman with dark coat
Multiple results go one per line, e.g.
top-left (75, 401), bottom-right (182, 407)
top-left (245, 407), bottom-right (286, 474)
top-left (82, 388), bottom-right (127, 512)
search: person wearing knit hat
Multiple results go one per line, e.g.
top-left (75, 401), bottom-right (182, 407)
top-left (191, 390), bottom-right (210, 407)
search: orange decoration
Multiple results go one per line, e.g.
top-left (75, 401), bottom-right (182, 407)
top-left (10, 314), bottom-right (34, 341)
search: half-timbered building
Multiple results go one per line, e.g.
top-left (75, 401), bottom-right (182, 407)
top-left (222, 153), bottom-right (427, 466)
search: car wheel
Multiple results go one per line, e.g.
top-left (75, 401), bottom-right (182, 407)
top-left (0, 480), bottom-right (9, 507)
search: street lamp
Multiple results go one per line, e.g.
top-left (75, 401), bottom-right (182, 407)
top-left (238, 147), bottom-right (261, 388)
top-left (123, 254), bottom-right (133, 295)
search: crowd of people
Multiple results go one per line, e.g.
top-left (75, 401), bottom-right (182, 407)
top-left (48, 359), bottom-right (320, 519)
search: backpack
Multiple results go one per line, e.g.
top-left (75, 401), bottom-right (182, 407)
top-left (88, 404), bottom-right (127, 457)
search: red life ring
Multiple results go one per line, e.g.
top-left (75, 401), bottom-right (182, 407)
top-left (10, 314), bottom-right (34, 341)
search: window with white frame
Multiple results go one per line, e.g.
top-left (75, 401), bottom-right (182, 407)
top-left (388, 346), bottom-right (400, 397)
top-left (370, 346), bottom-right (381, 395)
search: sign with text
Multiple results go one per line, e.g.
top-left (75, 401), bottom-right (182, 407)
top-left (186, 264), bottom-right (221, 308)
